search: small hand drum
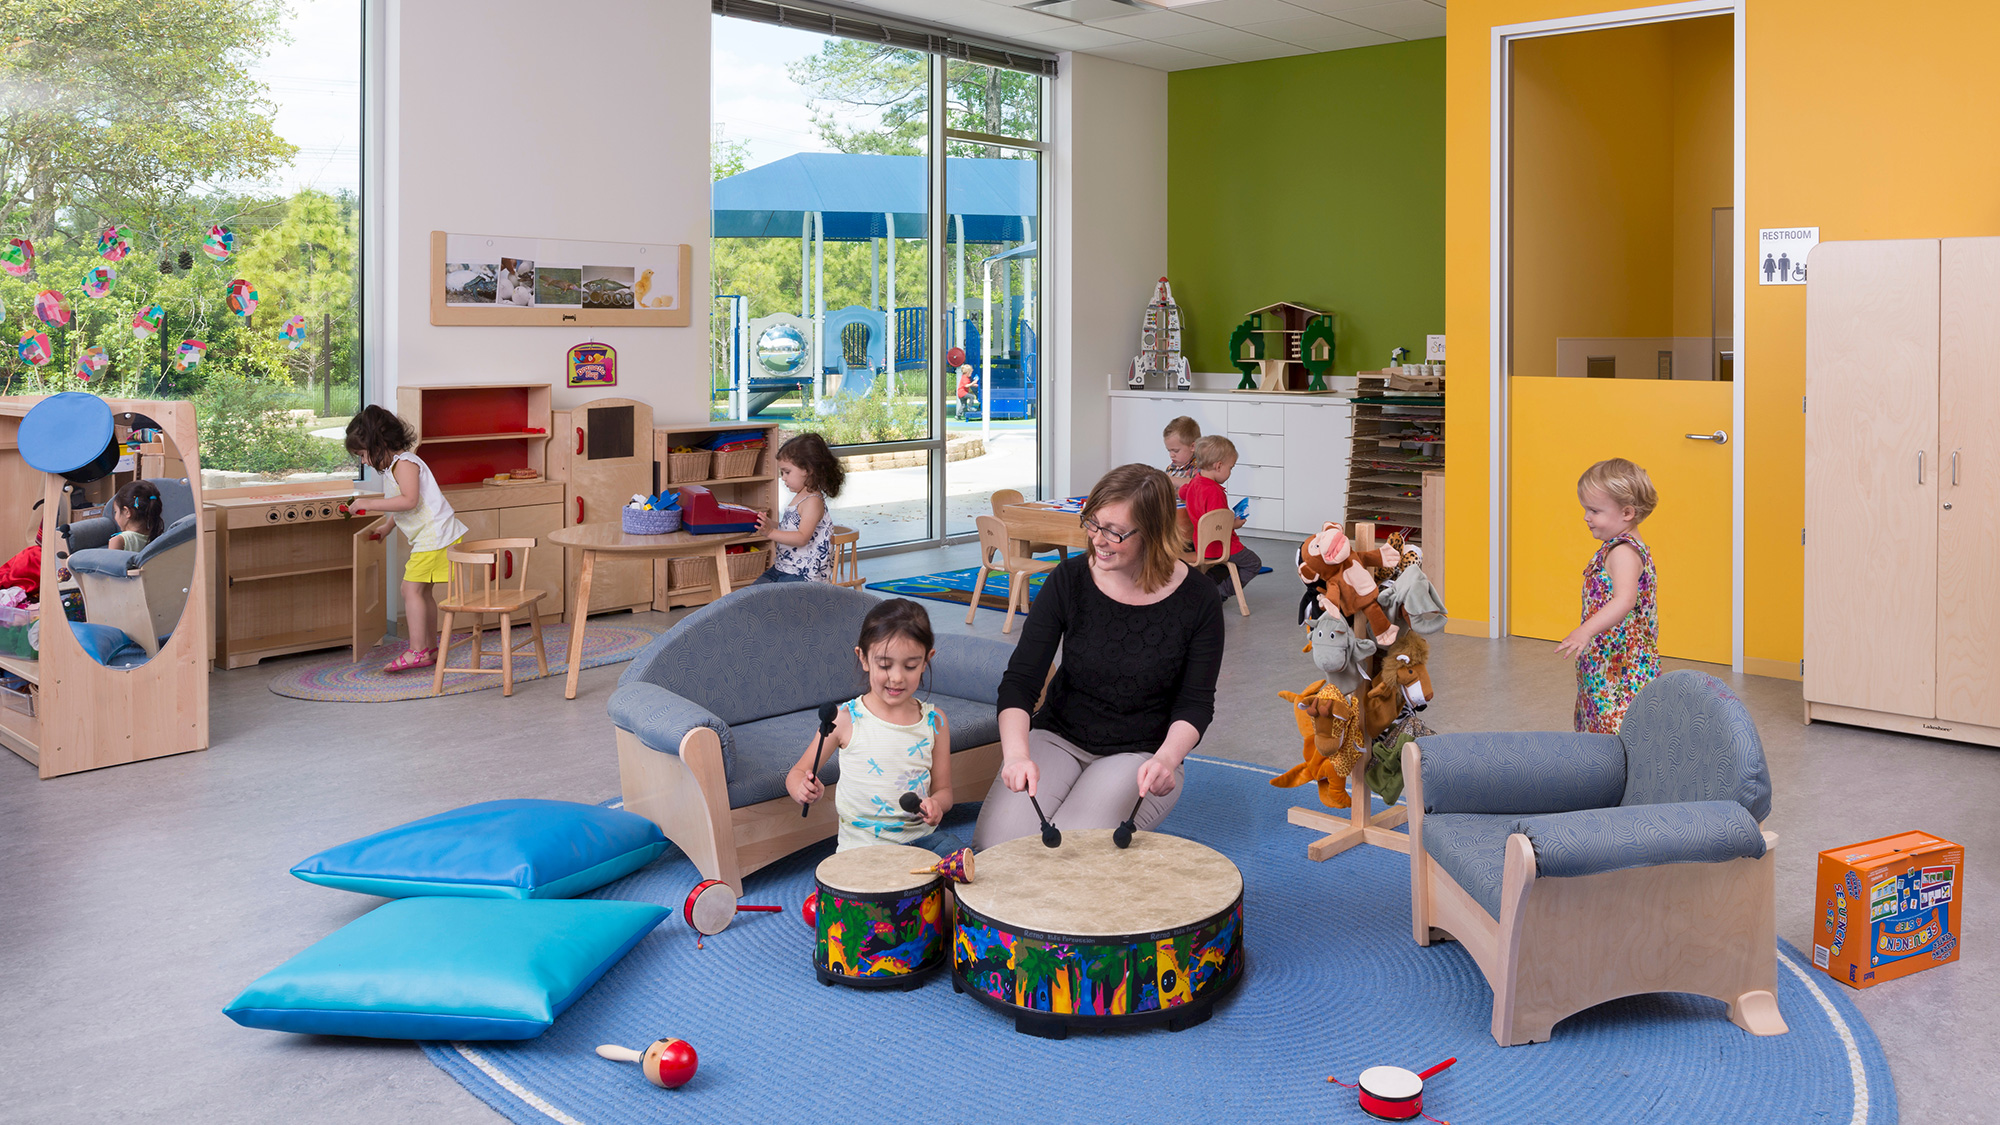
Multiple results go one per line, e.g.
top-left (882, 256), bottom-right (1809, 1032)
top-left (814, 844), bottom-right (948, 989)
top-left (683, 880), bottom-right (781, 941)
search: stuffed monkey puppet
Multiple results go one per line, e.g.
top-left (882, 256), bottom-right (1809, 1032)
top-left (1300, 523), bottom-right (1400, 645)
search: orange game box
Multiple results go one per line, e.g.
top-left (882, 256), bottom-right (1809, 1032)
top-left (1813, 830), bottom-right (1962, 990)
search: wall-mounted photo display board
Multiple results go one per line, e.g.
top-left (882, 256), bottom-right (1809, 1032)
top-left (429, 231), bottom-right (691, 327)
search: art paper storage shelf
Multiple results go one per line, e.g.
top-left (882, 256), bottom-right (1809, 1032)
top-left (1345, 372), bottom-right (1445, 546)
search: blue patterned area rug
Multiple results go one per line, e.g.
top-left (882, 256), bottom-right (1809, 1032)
top-left (421, 756), bottom-right (1893, 1125)
top-left (869, 562), bottom-right (1274, 614)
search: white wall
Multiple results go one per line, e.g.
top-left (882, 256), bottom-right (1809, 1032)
top-left (1049, 53), bottom-right (1169, 496)
top-left (386, 0), bottom-right (711, 420)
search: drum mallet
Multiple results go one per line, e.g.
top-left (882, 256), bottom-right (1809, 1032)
top-left (900, 792), bottom-right (923, 814)
top-left (1027, 793), bottom-right (1062, 848)
top-left (1112, 793), bottom-right (1146, 849)
top-left (800, 701), bottom-right (839, 818)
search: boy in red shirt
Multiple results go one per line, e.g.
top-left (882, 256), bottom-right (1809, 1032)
top-left (1178, 435), bottom-right (1260, 596)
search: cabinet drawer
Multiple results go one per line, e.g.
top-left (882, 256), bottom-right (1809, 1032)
top-left (1228, 401), bottom-right (1288, 435)
top-left (1240, 498), bottom-right (1285, 533)
top-left (1228, 432), bottom-right (1284, 467)
top-left (1232, 464), bottom-right (1284, 497)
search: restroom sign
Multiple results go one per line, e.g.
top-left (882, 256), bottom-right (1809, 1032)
top-left (1759, 227), bottom-right (1819, 285)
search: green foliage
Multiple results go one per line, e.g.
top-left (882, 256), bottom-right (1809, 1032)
top-left (811, 391), bottom-right (927, 446)
top-left (786, 43), bottom-right (1040, 155)
top-left (193, 367), bottom-right (354, 477)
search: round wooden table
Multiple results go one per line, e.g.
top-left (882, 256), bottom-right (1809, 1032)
top-left (546, 523), bottom-right (762, 699)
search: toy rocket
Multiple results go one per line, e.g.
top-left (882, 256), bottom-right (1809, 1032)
top-left (1130, 277), bottom-right (1192, 391)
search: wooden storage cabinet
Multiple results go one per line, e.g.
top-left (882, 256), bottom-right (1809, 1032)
top-left (1805, 237), bottom-right (2000, 745)
top-left (1107, 390), bottom-right (1351, 536)
top-left (553, 398), bottom-right (655, 617)
top-left (653, 420), bottom-right (780, 610)
top-left (211, 489), bottom-right (389, 669)
top-left (1344, 371), bottom-right (1444, 545)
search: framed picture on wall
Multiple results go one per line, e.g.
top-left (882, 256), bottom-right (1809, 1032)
top-left (429, 231), bottom-right (690, 326)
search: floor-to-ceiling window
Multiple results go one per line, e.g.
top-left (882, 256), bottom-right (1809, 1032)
top-left (710, 9), bottom-right (1048, 550)
top-left (0, 0), bottom-right (366, 481)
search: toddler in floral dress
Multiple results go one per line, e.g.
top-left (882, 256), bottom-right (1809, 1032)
top-left (1555, 459), bottom-right (1659, 733)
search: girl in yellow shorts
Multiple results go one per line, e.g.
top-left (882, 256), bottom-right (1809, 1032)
top-left (345, 406), bottom-right (468, 672)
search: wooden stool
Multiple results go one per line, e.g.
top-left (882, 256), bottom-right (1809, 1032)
top-left (432, 538), bottom-right (550, 697)
top-left (969, 515), bottom-right (1057, 635)
top-left (830, 525), bottom-right (865, 588)
top-left (1184, 508), bottom-right (1249, 617)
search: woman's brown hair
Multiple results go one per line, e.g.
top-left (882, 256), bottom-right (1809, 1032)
top-left (1082, 463), bottom-right (1181, 593)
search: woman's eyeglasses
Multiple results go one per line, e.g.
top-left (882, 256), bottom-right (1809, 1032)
top-left (1082, 518), bottom-right (1136, 544)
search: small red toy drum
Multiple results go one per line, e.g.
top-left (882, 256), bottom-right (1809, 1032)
top-left (815, 843), bottom-right (947, 989)
top-left (683, 880), bottom-right (781, 939)
top-left (1355, 1058), bottom-right (1454, 1121)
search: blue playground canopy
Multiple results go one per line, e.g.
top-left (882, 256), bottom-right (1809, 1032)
top-left (711, 153), bottom-right (1037, 242)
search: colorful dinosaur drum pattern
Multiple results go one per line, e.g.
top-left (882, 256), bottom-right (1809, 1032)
top-left (813, 843), bottom-right (947, 988)
top-left (952, 829), bottom-right (1244, 1036)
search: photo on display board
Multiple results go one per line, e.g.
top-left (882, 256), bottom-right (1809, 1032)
top-left (634, 265), bottom-right (676, 310)
top-left (536, 265), bottom-right (583, 306)
top-left (443, 262), bottom-right (497, 305)
top-left (581, 265), bottom-right (633, 309)
top-left (496, 257), bottom-right (536, 307)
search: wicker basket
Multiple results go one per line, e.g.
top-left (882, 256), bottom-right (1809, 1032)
top-left (713, 446), bottom-right (763, 479)
top-left (622, 506), bottom-right (682, 535)
top-left (727, 547), bottom-right (771, 583)
top-left (668, 555), bottom-right (714, 590)
top-left (666, 449), bottom-right (713, 483)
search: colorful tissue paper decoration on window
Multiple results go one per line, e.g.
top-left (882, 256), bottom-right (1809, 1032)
top-left (280, 315), bottom-right (307, 348)
top-left (96, 226), bottom-right (132, 262)
top-left (75, 346), bottom-right (109, 382)
top-left (202, 225), bottom-right (233, 261)
top-left (133, 304), bottom-right (164, 338)
top-left (17, 330), bottom-right (51, 366)
top-left (82, 265), bottom-right (117, 299)
top-left (33, 289), bottom-right (72, 327)
top-left (1, 237), bottom-right (32, 277)
top-left (175, 339), bottom-right (207, 373)
top-left (226, 278), bottom-right (258, 317)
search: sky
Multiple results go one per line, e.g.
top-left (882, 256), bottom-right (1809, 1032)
top-left (712, 16), bottom-right (863, 169)
top-left (232, 0), bottom-right (363, 197)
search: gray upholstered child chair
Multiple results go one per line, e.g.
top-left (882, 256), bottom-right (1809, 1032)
top-left (66, 512), bottom-right (200, 657)
top-left (609, 583), bottom-right (1008, 893)
top-left (1405, 670), bottom-right (1789, 1046)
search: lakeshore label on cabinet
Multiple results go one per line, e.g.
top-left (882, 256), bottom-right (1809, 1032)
top-left (1805, 237), bottom-right (2000, 746)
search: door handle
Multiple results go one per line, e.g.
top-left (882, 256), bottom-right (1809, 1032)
top-left (1952, 449), bottom-right (1960, 486)
top-left (1684, 430), bottom-right (1728, 444)
top-left (576, 497), bottom-right (585, 523)
top-left (576, 427), bottom-right (585, 455)
top-left (504, 550), bottom-right (514, 580)
top-left (1919, 450), bottom-right (1925, 484)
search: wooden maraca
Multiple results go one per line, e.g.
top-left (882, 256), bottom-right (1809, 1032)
top-left (910, 846), bottom-right (975, 884)
top-left (597, 1037), bottom-right (698, 1089)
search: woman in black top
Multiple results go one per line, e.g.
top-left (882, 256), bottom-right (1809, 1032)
top-left (972, 464), bottom-right (1226, 849)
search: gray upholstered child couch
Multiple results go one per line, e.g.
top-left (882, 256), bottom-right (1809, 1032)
top-left (609, 583), bottom-right (1008, 893)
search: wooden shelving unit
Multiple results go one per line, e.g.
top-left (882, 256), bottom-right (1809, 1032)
top-left (1344, 370), bottom-right (1444, 542)
top-left (653, 420), bottom-right (781, 610)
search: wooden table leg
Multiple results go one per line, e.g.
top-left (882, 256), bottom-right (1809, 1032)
top-left (564, 549), bottom-right (596, 700)
top-left (712, 546), bottom-right (733, 599)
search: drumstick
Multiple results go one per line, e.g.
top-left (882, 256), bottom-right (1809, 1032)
top-left (801, 701), bottom-right (839, 818)
top-left (1027, 793), bottom-right (1061, 848)
top-left (1112, 793), bottom-right (1146, 849)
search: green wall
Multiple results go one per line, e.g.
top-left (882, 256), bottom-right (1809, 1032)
top-left (1168, 39), bottom-right (1445, 379)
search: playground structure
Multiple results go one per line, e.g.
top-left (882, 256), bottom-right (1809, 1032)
top-left (710, 153), bottom-right (1040, 430)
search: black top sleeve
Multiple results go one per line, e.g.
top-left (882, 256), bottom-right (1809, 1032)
top-left (995, 556), bottom-right (1227, 758)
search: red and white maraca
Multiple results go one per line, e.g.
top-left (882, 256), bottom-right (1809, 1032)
top-left (597, 1037), bottom-right (698, 1088)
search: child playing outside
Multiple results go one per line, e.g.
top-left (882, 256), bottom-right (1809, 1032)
top-left (1555, 458), bottom-right (1659, 733)
top-left (1163, 416), bottom-right (1200, 481)
top-left (786, 598), bottom-right (960, 856)
top-left (754, 432), bottom-right (845, 584)
top-left (1178, 434), bottom-right (1260, 596)
top-left (107, 480), bottom-right (165, 553)
top-left (344, 405), bottom-right (469, 673)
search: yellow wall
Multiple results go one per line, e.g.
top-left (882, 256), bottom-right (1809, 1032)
top-left (1446, 0), bottom-right (2000, 672)
top-left (1671, 17), bottom-right (1732, 341)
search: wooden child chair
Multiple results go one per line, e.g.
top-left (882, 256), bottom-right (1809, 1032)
top-left (968, 514), bottom-right (1057, 635)
top-left (432, 537), bottom-right (550, 698)
top-left (989, 488), bottom-right (1067, 560)
top-left (829, 525), bottom-right (865, 588)
top-left (1185, 507), bottom-right (1250, 617)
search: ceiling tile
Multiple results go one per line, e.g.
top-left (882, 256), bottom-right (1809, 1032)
top-left (1085, 37), bottom-right (1235, 70)
top-left (1285, 0), bottom-right (1412, 15)
top-left (1021, 0), bottom-right (1143, 20)
top-left (938, 2), bottom-right (1079, 35)
top-left (1157, 25), bottom-right (1300, 60)
top-left (1019, 24), bottom-right (1140, 49)
top-left (1239, 11), bottom-right (1359, 43)
top-left (1086, 8), bottom-right (1213, 36)
top-left (1168, 0), bottom-right (1307, 26)
top-left (1290, 21), bottom-right (1399, 50)
top-left (1328, 0), bottom-right (1445, 38)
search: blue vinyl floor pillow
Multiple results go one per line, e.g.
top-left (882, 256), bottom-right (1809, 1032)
top-left (223, 897), bottom-right (670, 1039)
top-left (291, 799), bottom-right (668, 899)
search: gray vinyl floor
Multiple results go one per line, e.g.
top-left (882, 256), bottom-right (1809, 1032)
top-left (1, 535), bottom-right (1988, 1123)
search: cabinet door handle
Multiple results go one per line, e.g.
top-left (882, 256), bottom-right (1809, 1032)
top-left (1918, 450), bottom-right (1925, 484)
top-left (576, 497), bottom-right (585, 523)
top-left (504, 550), bottom-right (514, 580)
top-left (576, 427), bottom-right (585, 455)
top-left (1952, 449), bottom-right (1960, 486)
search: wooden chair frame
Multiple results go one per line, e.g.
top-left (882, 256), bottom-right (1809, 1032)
top-left (1403, 741), bottom-right (1788, 1046)
top-left (618, 730), bottom-right (1001, 895)
top-left (968, 514), bottom-right (1056, 635)
top-left (1184, 507), bottom-right (1249, 617)
top-left (989, 488), bottom-right (1067, 561)
top-left (433, 537), bottom-right (549, 697)
top-left (829, 524), bottom-right (865, 589)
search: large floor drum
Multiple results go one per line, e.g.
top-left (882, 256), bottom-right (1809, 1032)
top-left (814, 843), bottom-right (947, 989)
top-left (952, 829), bottom-right (1244, 1038)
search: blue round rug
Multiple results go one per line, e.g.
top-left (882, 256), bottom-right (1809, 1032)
top-left (423, 756), bottom-right (1895, 1125)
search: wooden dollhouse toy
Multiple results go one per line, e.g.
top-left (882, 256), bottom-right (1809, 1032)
top-left (1129, 276), bottom-right (1191, 390)
top-left (1228, 301), bottom-right (1337, 394)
